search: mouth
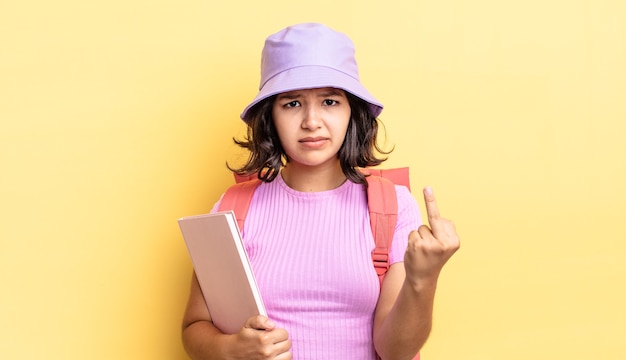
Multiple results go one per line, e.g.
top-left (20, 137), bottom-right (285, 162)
top-left (299, 136), bottom-right (327, 142)
top-left (299, 137), bottom-right (329, 148)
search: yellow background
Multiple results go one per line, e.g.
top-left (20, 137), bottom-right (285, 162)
top-left (1, 1), bottom-right (625, 359)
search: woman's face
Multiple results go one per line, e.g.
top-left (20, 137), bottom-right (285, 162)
top-left (272, 87), bottom-right (351, 169)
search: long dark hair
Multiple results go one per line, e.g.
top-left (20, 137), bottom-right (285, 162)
top-left (227, 91), bottom-right (391, 184)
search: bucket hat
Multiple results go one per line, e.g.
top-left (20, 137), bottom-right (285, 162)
top-left (240, 23), bottom-right (383, 122)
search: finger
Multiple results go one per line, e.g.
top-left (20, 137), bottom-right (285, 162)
top-left (272, 328), bottom-right (291, 343)
top-left (245, 315), bottom-right (275, 331)
top-left (416, 224), bottom-right (433, 240)
top-left (407, 229), bottom-right (423, 250)
top-left (423, 186), bottom-right (440, 221)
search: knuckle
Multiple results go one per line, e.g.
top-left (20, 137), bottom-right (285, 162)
top-left (417, 224), bottom-right (431, 234)
top-left (259, 348), bottom-right (272, 358)
top-left (257, 332), bottom-right (272, 345)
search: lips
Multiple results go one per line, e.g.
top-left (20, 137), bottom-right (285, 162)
top-left (299, 136), bottom-right (329, 148)
top-left (299, 137), bottom-right (327, 143)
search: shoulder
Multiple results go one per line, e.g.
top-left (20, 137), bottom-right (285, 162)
top-left (394, 184), bottom-right (413, 200)
top-left (394, 184), bottom-right (422, 226)
top-left (391, 184), bottom-right (417, 207)
top-left (210, 178), bottom-right (267, 213)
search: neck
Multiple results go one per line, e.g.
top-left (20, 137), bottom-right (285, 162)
top-left (281, 162), bottom-right (347, 192)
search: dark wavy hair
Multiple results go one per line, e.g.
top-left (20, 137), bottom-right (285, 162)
top-left (227, 91), bottom-right (392, 185)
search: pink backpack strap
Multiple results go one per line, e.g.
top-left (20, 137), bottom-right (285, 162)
top-left (218, 178), bottom-right (262, 231)
top-left (365, 174), bottom-right (399, 288)
top-left (363, 167), bottom-right (410, 190)
top-left (362, 167), bottom-right (409, 287)
top-left (366, 168), bottom-right (420, 360)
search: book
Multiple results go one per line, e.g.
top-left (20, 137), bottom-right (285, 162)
top-left (178, 210), bottom-right (266, 334)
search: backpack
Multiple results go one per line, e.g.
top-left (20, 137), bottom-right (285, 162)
top-left (217, 167), bottom-right (420, 360)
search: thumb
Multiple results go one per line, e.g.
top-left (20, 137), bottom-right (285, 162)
top-left (245, 315), bottom-right (276, 331)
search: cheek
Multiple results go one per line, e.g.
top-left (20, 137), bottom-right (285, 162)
top-left (271, 112), bottom-right (288, 137)
top-left (273, 119), bottom-right (294, 142)
top-left (342, 108), bottom-right (352, 128)
top-left (336, 112), bottom-right (351, 137)
top-left (335, 123), bottom-right (349, 139)
top-left (272, 119), bottom-right (297, 152)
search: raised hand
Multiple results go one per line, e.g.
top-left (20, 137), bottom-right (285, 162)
top-left (404, 186), bottom-right (460, 284)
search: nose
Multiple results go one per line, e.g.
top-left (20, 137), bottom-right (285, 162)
top-left (301, 104), bottom-right (322, 130)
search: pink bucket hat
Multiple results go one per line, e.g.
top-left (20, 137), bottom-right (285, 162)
top-left (240, 23), bottom-right (384, 122)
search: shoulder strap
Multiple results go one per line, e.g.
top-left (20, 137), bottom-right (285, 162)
top-left (362, 167), bottom-right (410, 190)
top-left (217, 178), bottom-right (262, 231)
top-left (365, 174), bottom-right (399, 287)
top-left (366, 168), bottom-right (418, 360)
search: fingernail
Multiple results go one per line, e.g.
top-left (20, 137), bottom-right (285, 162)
top-left (424, 186), bottom-right (433, 195)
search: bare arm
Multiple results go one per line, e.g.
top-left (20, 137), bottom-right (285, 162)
top-left (182, 272), bottom-right (292, 360)
top-left (373, 187), bottom-right (460, 360)
top-left (373, 264), bottom-right (436, 359)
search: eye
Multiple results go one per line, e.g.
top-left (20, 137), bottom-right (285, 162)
top-left (323, 99), bottom-right (338, 106)
top-left (284, 101), bottom-right (300, 108)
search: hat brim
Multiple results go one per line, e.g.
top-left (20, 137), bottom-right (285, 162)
top-left (240, 65), bottom-right (383, 122)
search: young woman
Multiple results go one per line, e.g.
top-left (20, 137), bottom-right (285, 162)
top-left (182, 23), bottom-right (460, 360)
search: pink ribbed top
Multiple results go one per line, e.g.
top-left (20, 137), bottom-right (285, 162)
top-left (212, 174), bottom-right (421, 359)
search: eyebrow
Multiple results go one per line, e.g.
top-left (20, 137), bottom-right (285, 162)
top-left (318, 89), bottom-right (344, 98)
top-left (276, 93), bottom-right (301, 100)
top-left (277, 89), bottom-right (345, 101)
